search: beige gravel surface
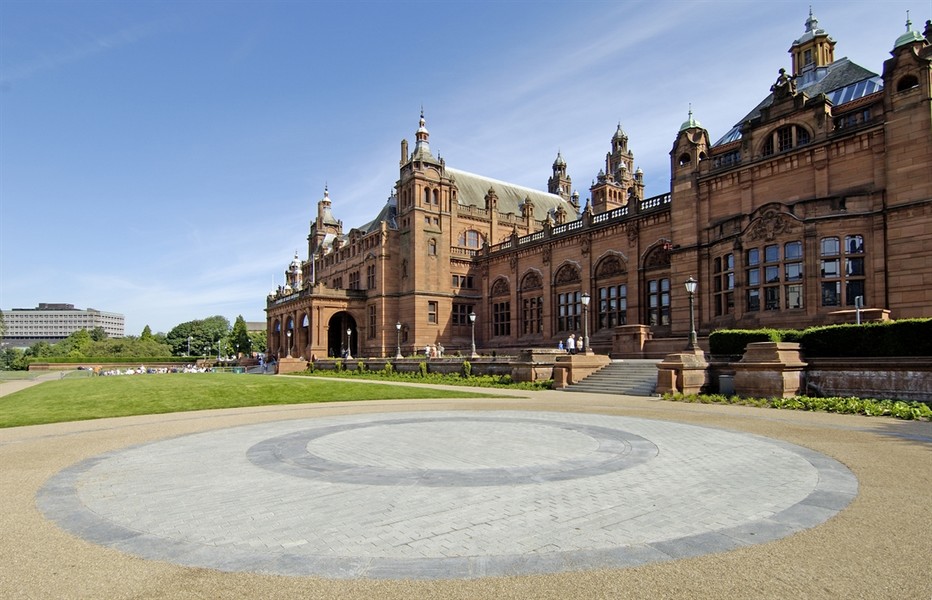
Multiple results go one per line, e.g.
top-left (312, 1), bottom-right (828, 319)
top-left (0, 381), bottom-right (930, 599)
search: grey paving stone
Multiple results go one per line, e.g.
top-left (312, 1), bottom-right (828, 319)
top-left (37, 410), bottom-right (857, 580)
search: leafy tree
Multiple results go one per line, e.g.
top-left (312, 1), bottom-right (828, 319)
top-left (248, 330), bottom-right (267, 354)
top-left (231, 316), bottom-right (250, 356)
top-left (0, 311), bottom-right (6, 343)
top-left (52, 329), bottom-right (92, 357)
top-left (89, 327), bottom-right (107, 341)
top-left (1, 347), bottom-right (26, 370)
top-left (140, 325), bottom-right (153, 341)
top-left (166, 316), bottom-right (231, 356)
top-left (25, 341), bottom-right (52, 358)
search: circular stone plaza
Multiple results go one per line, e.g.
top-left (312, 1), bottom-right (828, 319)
top-left (1, 381), bottom-right (930, 599)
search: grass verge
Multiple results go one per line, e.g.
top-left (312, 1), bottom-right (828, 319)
top-left (0, 373), bottom-right (505, 428)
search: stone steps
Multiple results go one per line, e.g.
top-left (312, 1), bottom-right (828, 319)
top-left (560, 359), bottom-right (660, 396)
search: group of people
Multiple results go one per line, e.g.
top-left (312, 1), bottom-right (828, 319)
top-left (92, 364), bottom-right (211, 376)
top-left (424, 343), bottom-right (444, 358)
top-left (560, 333), bottom-right (585, 355)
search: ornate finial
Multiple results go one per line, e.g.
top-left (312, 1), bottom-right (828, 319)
top-left (805, 6), bottom-right (819, 32)
top-left (905, 10), bottom-right (912, 31)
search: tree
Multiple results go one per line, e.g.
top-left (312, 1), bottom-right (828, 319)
top-left (140, 325), bottom-right (153, 341)
top-left (166, 316), bottom-right (231, 357)
top-left (89, 327), bottom-right (107, 341)
top-left (0, 310), bottom-right (6, 343)
top-left (231, 316), bottom-right (250, 357)
top-left (248, 330), bottom-right (267, 354)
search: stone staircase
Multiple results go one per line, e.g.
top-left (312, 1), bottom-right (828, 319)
top-left (560, 359), bottom-right (660, 396)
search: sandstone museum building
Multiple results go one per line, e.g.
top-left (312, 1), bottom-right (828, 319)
top-left (266, 13), bottom-right (932, 361)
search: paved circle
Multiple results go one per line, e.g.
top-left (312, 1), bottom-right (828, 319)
top-left (37, 411), bottom-right (857, 579)
top-left (246, 415), bottom-right (658, 486)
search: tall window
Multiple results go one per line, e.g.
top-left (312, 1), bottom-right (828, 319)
top-left (427, 301), bottom-right (438, 324)
top-left (821, 234), bottom-right (865, 307)
top-left (348, 271), bottom-right (360, 290)
top-left (598, 285), bottom-right (627, 328)
top-left (428, 239), bottom-right (437, 256)
top-left (520, 271), bottom-right (543, 336)
top-left (493, 302), bottom-right (511, 336)
top-left (745, 241), bottom-right (803, 311)
top-left (646, 279), bottom-right (670, 326)
top-left (557, 291), bottom-right (581, 332)
top-left (366, 264), bottom-right (376, 289)
top-left (452, 303), bottom-right (474, 327)
top-left (713, 253), bottom-right (735, 316)
top-left (367, 305), bottom-right (376, 339)
top-left (522, 297), bottom-right (543, 335)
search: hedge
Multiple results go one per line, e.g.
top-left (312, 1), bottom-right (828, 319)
top-left (709, 318), bottom-right (932, 358)
top-left (27, 356), bottom-right (190, 364)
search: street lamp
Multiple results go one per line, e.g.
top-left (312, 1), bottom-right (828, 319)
top-left (469, 311), bottom-right (478, 359)
top-left (580, 291), bottom-right (591, 353)
top-left (286, 330), bottom-right (292, 358)
top-left (685, 276), bottom-right (698, 351)
top-left (395, 321), bottom-right (403, 359)
top-left (345, 327), bottom-right (353, 360)
top-left (187, 335), bottom-right (192, 357)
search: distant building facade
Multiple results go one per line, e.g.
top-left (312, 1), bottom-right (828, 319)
top-left (266, 13), bottom-right (932, 360)
top-left (1, 303), bottom-right (125, 347)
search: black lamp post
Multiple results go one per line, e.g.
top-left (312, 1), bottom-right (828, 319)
top-left (685, 276), bottom-right (698, 350)
top-left (286, 330), bottom-right (292, 358)
top-left (395, 322), bottom-right (403, 359)
top-left (345, 327), bottom-right (353, 360)
top-left (469, 312), bottom-right (478, 359)
top-left (580, 291), bottom-right (591, 353)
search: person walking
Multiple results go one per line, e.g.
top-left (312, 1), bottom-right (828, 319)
top-left (576, 334), bottom-right (584, 354)
top-left (567, 333), bottom-right (576, 355)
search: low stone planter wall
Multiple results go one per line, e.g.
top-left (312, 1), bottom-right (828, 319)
top-left (806, 357), bottom-right (932, 402)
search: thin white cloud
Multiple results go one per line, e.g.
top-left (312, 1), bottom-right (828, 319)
top-left (0, 20), bottom-right (164, 85)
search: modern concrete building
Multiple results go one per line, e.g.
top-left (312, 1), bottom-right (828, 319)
top-left (1, 303), bottom-right (125, 347)
top-left (266, 12), bottom-right (932, 360)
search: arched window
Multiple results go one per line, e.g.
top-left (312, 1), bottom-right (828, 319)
top-left (595, 255), bottom-right (627, 329)
top-left (490, 278), bottom-right (511, 337)
top-left (520, 271), bottom-right (543, 336)
top-left (642, 245), bottom-right (671, 326)
top-left (678, 153), bottom-right (691, 167)
top-left (897, 75), bottom-right (919, 92)
top-left (553, 264), bottom-right (582, 333)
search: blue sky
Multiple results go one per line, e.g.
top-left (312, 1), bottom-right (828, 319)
top-left (0, 0), bottom-right (923, 335)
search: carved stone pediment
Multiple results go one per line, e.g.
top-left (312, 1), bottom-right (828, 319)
top-left (747, 209), bottom-right (796, 242)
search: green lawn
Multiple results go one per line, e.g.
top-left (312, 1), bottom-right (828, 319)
top-left (0, 373), bottom-right (505, 428)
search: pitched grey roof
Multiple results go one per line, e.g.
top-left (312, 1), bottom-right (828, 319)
top-left (714, 58), bottom-right (882, 147)
top-left (446, 166), bottom-right (573, 217)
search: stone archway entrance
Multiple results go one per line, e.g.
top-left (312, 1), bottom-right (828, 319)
top-left (327, 312), bottom-right (358, 358)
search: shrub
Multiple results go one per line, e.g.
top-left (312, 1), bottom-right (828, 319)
top-left (708, 329), bottom-right (782, 356)
top-left (418, 361), bottom-right (428, 378)
top-left (356, 360), bottom-right (366, 372)
top-left (334, 359), bottom-right (343, 372)
top-left (462, 361), bottom-right (472, 377)
top-left (382, 361), bottom-right (394, 374)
